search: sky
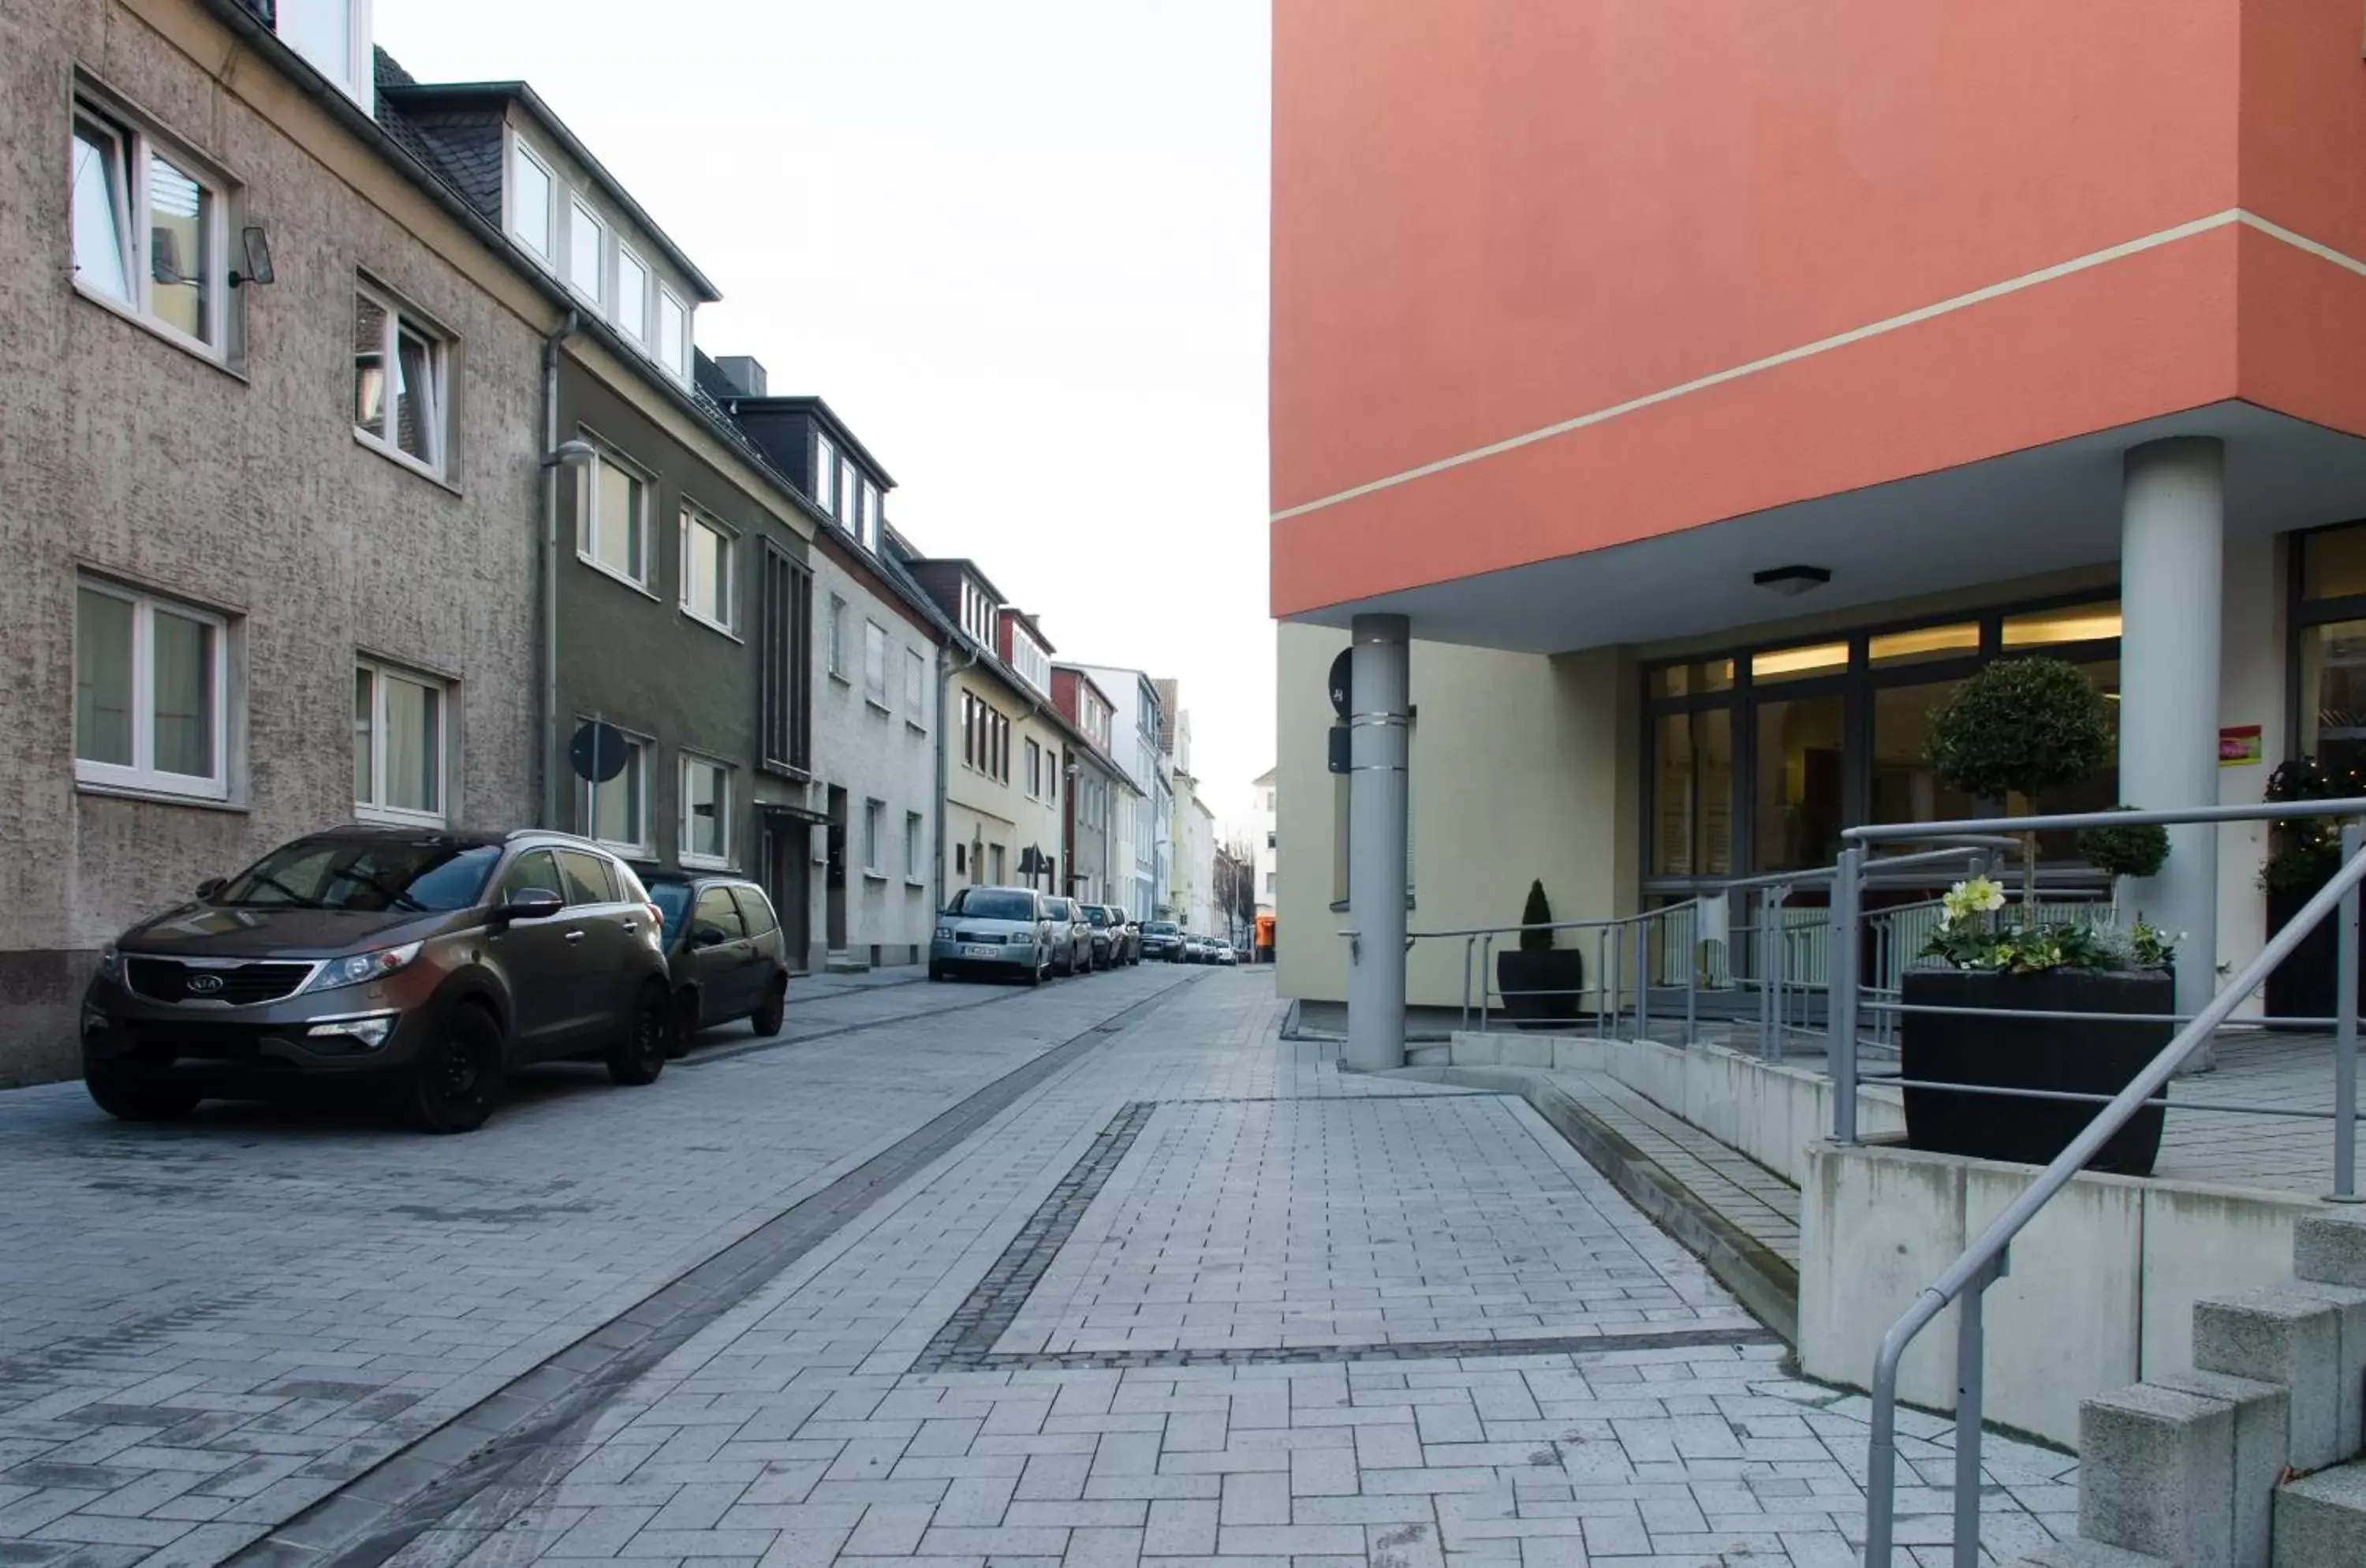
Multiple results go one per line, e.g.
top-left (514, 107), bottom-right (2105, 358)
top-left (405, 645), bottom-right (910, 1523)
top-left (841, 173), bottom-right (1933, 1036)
top-left (375, 0), bottom-right (1276, 837)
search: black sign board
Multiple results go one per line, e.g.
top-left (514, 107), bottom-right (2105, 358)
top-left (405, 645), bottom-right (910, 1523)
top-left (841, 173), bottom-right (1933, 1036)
top-left (1328, 648), bottom-right (1353, 720)
top-left (569, 720), bottom-right (631, 784)
top-left (1327, 722), bottom-right (1351, 775)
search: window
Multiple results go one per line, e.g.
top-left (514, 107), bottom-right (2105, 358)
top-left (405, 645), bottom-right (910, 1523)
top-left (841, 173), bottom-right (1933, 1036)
top-left (905, 648), bottom-right (927, 722)
top-left (989, 844), bottom-right (1006, 884)
top-left (1025, 739), bottom-right (1043, 798)
top-left (498, 849), bottom-right (559, 903)
top-left (681, 508), bottom-right (735, 632)
top-left (959, 580), bottom-right (997, 646)
top-left (681, 754), bottom-right (732, 866)
top-left (510, 140), bottom-right (553, 259)
top-left (859, 483), bottom-right (880, 551)
top-left (657, 289), bottom-right (688, 380)
top-left (691, 885), bottom-right (745, 944)
top-left (737, 886), bottom-right (779, 936)
top-left (580, 727), bottom-right (649, 853)
top-left (558, 849), bottom-right (618, 906)
top-left (814, 435), bottom-right (838, 516)
top-left (838, 462), bottom-right (856, 531)
top-left (577, 443), bottom-right (651, 586)
top-left (353, 284), bottom-right (450, 477)
top-left (71, 97), bottom-right (230, 357)
top-left (569, 199), bottom-right (604, 304)
top-left (75, 579), bottom-right (230, 801)
top-left (905, 811), bottom-right (923, 880)
top-left (353, 660), bottom-right (446, 823)
top-left (614, 246), bottom-right (649, 343)
top-left (1010, 629), bottom-right (1051, 696)
top-left (863, 621), bottom-right (889, 707)
top-left (759, 546), bottom-right (812, 775)
top-left (863, 798), bottom-right (885, 875)
top-left (274, 0), bottom-right (368, 103)
top-left (827, 595), bottom-right (849, 680)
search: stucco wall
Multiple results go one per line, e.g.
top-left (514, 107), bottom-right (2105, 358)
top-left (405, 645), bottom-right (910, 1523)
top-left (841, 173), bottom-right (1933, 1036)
top-left (1274, 622), bottom-right (1636, 1009)
top-left (0, 0), bottom-right (545, 1081)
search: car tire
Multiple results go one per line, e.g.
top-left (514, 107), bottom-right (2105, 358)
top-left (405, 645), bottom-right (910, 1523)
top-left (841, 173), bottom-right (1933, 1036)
top-left (1026, 961), bottom-right (1044, 987)
top-left (927, 961), bottom-right (946, 982)
top-left (606, 984), bottom-right (670, 1087)
top-left (403, 1004), bottom-right (507, 1134)
top-left (752, 976), bottom-right (786, 1038)
top-left (84, 1066), bottom-right (199, 1123)
top-left (668, 987), bottom-right (699, 1059)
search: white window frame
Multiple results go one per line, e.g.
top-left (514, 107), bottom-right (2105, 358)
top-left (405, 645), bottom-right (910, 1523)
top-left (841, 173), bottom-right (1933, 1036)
top-left (905, 810), bottom-right (924, 883)
top-left (568, 197), bottom-right (606, 308)
top-left (826, 595), bottom-right (849, 681)
top-left (678, 752), bottom-right (733, 869)
top-left (862, 797), bottom-right (886, 878)
top-left (353, 657), bottom-right (449, 826)
top-left (905, 646), bottom-right (927, 725)
top-left (352, 278), bottom-right (452, 480)
top-left (577, 727), bottom-right (651, 857)
top-left (272, 0), bottom-right (374, 110)
top-left (860, 482), bottom-right (880, 551)
top-left (813, 435), bottom-right (838, 517)
top-left (614, 243), bottom-right (650, 345)
top-left (69, 90), bottom-right (233, 363)
top-left (678, 505), bottom-right (737, 634)
top-left (73, 577), bottom-right (231, 803)
top-left (656, 287), bottom-right (689, 382)
top-left (863, 619), bottom-right (890, 710)
top-left (509, 136), bottom-right (554, 260)
top-left (576, 437), bottom-right (654, 590)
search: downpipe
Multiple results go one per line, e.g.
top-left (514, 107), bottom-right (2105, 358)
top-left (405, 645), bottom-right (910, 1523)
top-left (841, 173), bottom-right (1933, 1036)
top-left (539, 311), bottom-right (580, 827)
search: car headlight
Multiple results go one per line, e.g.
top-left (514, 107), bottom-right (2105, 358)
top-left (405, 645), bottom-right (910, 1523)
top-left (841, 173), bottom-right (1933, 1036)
top-left (935, 926), bottom-right (954, 940)
top-left (303, 941), bottom-right (423, 994)
top-left (97, 943), bottom-right (120, 979)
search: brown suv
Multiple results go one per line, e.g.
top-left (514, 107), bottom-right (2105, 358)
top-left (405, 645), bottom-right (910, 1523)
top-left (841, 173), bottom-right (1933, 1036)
top-left (80, 827), bottom-right (674, 1133)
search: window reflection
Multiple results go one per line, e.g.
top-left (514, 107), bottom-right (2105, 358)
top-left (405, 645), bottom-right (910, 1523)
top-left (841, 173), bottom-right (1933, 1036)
top-left (1871, 680), bottom-right (1978, 825)
top-left (2301, 622), bottom-right (2366, 782)
top-left (1652, 709), bottom-right (1731, 878)
top-left (1755, 696), bottom-right (1844, 872)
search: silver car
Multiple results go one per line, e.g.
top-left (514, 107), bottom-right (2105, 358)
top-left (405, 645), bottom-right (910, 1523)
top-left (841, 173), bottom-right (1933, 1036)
top-left (1041, 896), bottom-right (1092, 977)
top-left (930, 886), bottom-right (1050, 984)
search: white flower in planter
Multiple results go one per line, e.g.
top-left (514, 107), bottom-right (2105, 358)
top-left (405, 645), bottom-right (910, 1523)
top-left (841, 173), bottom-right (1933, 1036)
top-left (1939, 876), bottom-right (2008, 929)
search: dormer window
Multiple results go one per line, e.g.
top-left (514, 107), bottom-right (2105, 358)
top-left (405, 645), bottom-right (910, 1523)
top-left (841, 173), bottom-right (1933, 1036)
top-left (960, 580), bottom-right (996, 646)
top-left (274, 0), bottom-right (371, 108)
top-left (657, 289), bottom-right (688, 381)
top-left (860, 482), bottom-right (880, 551)
top-left (568, 198), bottom-right (605, 306)
top-left (814, 435), bottom-right (838, 517)
top-left (509, 139), bottom-right (553, 259)
top-left (614, 246), bottom-right (649, 343)
top-left (1011, 629), bottom-right (1051, 698)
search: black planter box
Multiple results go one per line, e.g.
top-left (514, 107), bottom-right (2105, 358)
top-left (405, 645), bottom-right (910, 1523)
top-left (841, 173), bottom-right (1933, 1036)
top-left (1899, 967), bottom-right (2172, 1177)
top-left (2264, 881), bottom-right (2364, 1025)
top-left (1497, 948), bottom-right (1585, 1031)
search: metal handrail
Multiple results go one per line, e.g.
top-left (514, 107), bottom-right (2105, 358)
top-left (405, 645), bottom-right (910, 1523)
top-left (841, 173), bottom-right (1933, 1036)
top-left (1850, 809), bottom-right (2366, 1567)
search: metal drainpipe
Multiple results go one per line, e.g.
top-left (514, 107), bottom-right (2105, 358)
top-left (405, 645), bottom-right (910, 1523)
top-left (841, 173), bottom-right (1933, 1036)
top-left (539, 311), bottom-right (580, 827)
top-left (935, 641), bottom-right (982, 909)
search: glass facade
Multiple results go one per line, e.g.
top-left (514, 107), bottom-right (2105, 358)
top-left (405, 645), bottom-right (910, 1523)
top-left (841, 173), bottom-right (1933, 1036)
top-left (1644, 593), bottom-right (2122, 885)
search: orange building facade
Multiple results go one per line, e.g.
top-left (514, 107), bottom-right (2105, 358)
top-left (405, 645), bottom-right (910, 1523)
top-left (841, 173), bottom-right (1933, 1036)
top-left (1269, 0), bottom-right (2366, 1038)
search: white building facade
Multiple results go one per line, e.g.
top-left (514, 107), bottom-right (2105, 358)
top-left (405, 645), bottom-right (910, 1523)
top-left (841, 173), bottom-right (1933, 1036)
top-left (1075, 665), bottom-right (1166, 922)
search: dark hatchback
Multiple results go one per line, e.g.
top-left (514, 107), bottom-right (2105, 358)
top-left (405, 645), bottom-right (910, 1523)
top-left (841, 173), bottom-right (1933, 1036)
top-left (80, 827), bottom-right (674, 1133)
top-left (1140, 920), bottom-right (1185, 962)
top-left (643, 873), bottom-right (791, 1054)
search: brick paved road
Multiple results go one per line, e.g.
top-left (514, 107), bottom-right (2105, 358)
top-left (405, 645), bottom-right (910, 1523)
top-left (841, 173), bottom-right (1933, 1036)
top-left (1, 972), bottom-right (2076, 1566)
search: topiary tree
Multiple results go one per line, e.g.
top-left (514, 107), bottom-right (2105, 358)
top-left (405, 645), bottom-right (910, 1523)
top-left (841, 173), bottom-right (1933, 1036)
top-left (1925, 657), bottom-right (2113, 919)
top-left (2076, 811), bottom-right (2170, 880)
top-left (1519, 879), bottom-right (1555, 953)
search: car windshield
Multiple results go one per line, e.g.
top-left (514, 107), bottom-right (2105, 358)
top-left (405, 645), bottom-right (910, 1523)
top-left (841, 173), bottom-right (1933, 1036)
top-left (215, 838), bottom-right (500, 913)
top-left (1084, 907), bottom-right (1109, 927)
top-left (950, 889), bottom-right (1034, 921)
top-left (1146, 921), bottom-right (1178, 935)
top-left (1046, 898), bottom-right (1072, 919)
top-left (648, 882), bottom-right (692, 935)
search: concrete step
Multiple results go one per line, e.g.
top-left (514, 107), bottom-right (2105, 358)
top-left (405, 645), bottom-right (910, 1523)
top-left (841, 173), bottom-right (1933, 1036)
top-left (2001, 1544), bottom-right (2172, 1568)
top-left (2080, 1375), bottom-right (2286, 1568)
top-left (2193, 1288), bottom-right (2348, 1473)
top-left (2283, 1279), bottom-right (2366, 1462)
top-left (2295, 1208), bottom-right (2366, 1290)
top-left (2275, 1458), bottom-right (2366, 1568)
top-left (822, 954), bottom-right (870, 974)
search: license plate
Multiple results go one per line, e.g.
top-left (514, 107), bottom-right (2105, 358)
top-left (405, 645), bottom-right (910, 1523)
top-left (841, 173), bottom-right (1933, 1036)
top-left (964, 945), bottom-right (998, 960)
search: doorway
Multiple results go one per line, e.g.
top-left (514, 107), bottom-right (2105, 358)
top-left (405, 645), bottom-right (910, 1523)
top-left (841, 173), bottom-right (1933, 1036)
top-left (826, 786), bottom-right (849, 952)
top-left (762, 816), bottom-right (812, 975)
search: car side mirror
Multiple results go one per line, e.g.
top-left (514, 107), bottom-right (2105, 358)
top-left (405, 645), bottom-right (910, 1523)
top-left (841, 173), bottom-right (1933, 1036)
top-left (195, 877), bottom-right (223, 901)
top-left (496, 887), bottom-right (565, 924)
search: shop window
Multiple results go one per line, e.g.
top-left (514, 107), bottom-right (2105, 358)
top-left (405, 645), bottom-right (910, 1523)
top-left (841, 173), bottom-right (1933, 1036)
top-left (1753, 694), bottom-right (1845, 872)
top-left (2002, 602), bottom-right (2121, 648)
top-left (1651, 708), bottom-right (1732, 878)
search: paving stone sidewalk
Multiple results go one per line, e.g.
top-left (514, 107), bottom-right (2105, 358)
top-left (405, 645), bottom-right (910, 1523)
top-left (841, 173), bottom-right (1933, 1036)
top-left (364, 976), bottom-right (2074, 1568)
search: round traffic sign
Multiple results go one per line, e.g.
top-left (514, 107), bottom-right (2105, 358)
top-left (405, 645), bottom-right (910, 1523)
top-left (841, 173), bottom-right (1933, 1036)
top-left (570, 720), bottom-right (631, 784)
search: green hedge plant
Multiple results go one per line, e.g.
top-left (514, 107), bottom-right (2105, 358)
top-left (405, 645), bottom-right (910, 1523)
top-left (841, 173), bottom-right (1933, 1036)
top-left (1519, 879), bottom-right (1554, 954)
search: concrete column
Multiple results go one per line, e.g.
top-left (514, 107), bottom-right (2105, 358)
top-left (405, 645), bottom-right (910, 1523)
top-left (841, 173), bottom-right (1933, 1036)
top-left (2120, 437), bottom-right (2224, 1021)
top-left (1348, 614), bottom-right (1411, 1072)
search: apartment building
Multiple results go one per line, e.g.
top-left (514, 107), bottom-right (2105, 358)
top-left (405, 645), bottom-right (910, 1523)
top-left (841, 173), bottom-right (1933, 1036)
top-left (1, 0), bottom-right (561, 1082)
top-left (1074, 666), bottom-right (1167, 920)
top-left (1051, 666), bottom-right (1123, 908)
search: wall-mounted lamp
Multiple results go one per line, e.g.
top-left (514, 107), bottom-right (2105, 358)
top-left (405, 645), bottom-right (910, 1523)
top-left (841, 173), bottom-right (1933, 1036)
top-left (542, 438), bottom-right (598, 471)
top-left (228, 225), bottom-right (274, 289)
top-left (1752, 564), bottom-right (1832, 597)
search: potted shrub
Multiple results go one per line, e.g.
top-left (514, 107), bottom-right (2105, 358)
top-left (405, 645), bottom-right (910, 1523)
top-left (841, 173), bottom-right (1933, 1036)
top-left (1901, 659), bottom-right (2175, 1175)
top-left (1497, 879), bottom-right (1584, 1030)
top-left (2077, 809), bottom-right (2170, 925)
top-left (2260, 757), bottom-right (2366, 1023)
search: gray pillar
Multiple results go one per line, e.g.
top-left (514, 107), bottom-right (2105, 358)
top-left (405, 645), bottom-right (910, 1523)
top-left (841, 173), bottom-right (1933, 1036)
top-left (2119, 437), bottom-right (2223, 1021)
top-left (1347, 614), bottom-right (1411, 1072)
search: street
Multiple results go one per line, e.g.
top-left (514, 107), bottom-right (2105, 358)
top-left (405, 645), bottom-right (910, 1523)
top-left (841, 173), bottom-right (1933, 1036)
top-left (0, 970), bottom-right (2070, 1566)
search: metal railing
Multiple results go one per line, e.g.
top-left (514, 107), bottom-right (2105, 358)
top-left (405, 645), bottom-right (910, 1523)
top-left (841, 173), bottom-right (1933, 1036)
top-left (1843, 800), bottom-right (2366, 1568)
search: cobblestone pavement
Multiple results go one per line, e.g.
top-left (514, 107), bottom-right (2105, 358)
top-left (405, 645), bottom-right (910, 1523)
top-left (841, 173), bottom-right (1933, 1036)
top-left (1, 972), bottom-right (2076, 1565)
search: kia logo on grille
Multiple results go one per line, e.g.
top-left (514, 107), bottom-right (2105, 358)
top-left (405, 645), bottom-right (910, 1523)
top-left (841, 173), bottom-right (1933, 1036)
top-left (186, 974), bottom-right (226, 995)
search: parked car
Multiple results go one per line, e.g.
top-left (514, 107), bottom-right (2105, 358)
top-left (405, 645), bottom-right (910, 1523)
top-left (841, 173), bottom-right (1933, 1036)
top-left (1041, 897), bottom-right (1092, 976)
top-left (79, 827), bottom-right (674, 1134)
top-left (1181, 935), bottom-right (1208, 964)
top-left (1080, 903), bottom-right (1118, 970)
top-left (1103, 907), bottom-right (1142, 965)
top-left (1140, 920), bottom-right (1185, 962)
top-left (1209, 940), bottom-right (1239, 968)
top-left (930, 886), bottom-right (1050, 983)
top-left (643, 873), bottom-right (791, 1055)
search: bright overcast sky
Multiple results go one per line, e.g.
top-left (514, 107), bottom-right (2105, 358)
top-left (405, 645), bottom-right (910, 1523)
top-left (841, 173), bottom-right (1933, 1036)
top-left (376, 0), bottom-right (1275, 833)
